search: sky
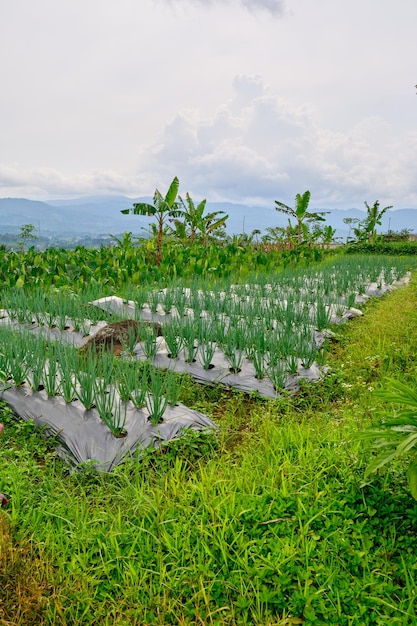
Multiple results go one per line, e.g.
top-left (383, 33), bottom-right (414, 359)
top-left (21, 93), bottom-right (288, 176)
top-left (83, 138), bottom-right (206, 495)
top-left (1, 0), bottom-right (417, 209)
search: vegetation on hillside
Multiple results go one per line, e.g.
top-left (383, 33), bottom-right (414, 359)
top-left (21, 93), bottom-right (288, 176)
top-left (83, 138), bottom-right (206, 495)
top-left (1, 181), bottom-right (417, 623)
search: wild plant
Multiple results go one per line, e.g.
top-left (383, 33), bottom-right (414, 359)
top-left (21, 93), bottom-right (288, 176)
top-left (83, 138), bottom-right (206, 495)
top-left (356, 380), bottom-right (417, 500)
top-left (146, 368), bottom-right (168, 425)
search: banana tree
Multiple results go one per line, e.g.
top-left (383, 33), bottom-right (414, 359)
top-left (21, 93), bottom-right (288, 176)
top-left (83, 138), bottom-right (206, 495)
top-left (274, 191), bottom-right (326, 245)
top-left (172, 193), bottom-right (228, 245)
top-left (363, 200), bottom-right (392, 243)
top-left (121, 177), bottom-right (181, 265)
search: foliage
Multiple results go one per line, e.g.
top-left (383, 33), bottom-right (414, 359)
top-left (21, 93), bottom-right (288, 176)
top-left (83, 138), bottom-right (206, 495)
top-left (346, 241), bottom-right (417, 255)
top-left (18, 223), bottom-right (37, 251)
top-left (121, 176), bottom-right (181, 265)
top-left (357, 379), bottom-right (417, 499)
top-left (170, 192), bottom-right (228, 244)
top-left (274, 191), bottom-right (327, 245)
top-left (381, 228), bottom-right (412, 243)
top-left (350, 200), bottom-right (393, 244)
top-left (2, 261), bottom-right (417, 623)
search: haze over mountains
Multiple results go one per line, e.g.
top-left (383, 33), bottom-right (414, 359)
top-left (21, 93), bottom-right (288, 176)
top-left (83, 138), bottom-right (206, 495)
top-left (0, 196), bottom-right (416, 241)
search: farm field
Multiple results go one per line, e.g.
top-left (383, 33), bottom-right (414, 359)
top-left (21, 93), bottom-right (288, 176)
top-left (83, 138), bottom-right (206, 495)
top-left (1, 251), bottom-right (417, 624)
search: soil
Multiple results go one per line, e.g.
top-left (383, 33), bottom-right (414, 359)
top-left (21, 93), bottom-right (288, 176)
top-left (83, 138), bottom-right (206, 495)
top-left (79, 319), bottom-right (164, 357)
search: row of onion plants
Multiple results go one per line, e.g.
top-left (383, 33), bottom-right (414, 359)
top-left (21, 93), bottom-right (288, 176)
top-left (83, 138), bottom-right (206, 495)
top-left (0, 326), bottom-right (184, 433)
top-left (117, 255), bottom-right (414, 390)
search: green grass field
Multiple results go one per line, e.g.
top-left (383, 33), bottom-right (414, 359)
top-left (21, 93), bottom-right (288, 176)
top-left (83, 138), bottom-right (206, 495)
top-left (1, 268), bottom-right (417, 624)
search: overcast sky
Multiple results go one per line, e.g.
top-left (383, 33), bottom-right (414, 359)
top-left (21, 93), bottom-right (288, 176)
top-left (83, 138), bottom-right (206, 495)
top-left (1, 0), bottom-right (416, 209)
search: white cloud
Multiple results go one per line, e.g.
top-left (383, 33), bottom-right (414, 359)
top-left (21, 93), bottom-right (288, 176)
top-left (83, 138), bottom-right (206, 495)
top-left (135, 75), bottom-right (417, 208)
top-left (159, 0), bottom-right (286, 15)
top-left (0, 166), bottom-right (139, 199)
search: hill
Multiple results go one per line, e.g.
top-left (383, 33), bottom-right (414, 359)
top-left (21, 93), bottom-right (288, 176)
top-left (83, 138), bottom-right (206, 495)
top-left (0, 195), bottom-right (416, 240)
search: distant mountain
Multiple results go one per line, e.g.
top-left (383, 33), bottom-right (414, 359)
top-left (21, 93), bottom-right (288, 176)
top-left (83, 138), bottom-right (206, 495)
top-left (0, 196), bottom-right (416, 239)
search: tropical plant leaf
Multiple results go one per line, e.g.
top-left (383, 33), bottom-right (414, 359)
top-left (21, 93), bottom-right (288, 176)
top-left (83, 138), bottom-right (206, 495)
top-left (408, 458), bottom-right (417, 500)
top-left (165, 176), bottom-right (180, 207)
top-left (364, 448), bottom-right (400, 477)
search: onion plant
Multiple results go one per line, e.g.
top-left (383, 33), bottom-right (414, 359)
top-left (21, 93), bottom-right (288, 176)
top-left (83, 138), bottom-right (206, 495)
top-left (145, 368), bottom-right (168, 425)
top-left (172, 288), bottom-right (188, 317)
top-left (315, 300), bottom-right (331, 331)
top-left (252, 348), bottom-right (267, 379)
top-left (224, 346), bottom-right (244, 374)
top-left (163, 320), bottom-right (183, 359)
top-left (165, 370), bottom-right (183, 406)
top-left (147, 290), bottom-right (161, 314)
top-left (42, 348), bottom-right (59, 396)
top-left (286, 352), bottom-right (299, 376)
top-left (75, 353), bottom-right (97, 409)
top-left (198, 341), bottom-right (216, 370)
top-left (94, 380), bottom-right (127, 436)
top-left (27, 345), bottom-right (47, 392)
top-left (142, 327), bottom-right (158, 359)
top-left (181, 321), bottom-right (198, 363)
top-left (56, 346), bottom-right (78, 402)
top-left (116, 361), bottom-right (149, 409)
top-left (5, 343), bottom-right (29, 386)
top-left (269, 360), bottom-right (287, 391)
top-left (115, 361), bottom-right (138, 402)
top-left (161, 288), bottom-right (175, 315)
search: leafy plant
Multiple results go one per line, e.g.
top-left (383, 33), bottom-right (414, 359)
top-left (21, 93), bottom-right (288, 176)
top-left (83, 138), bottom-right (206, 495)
top-left (142, 327), bottom-right (158, 360)
top-left (94, 380), bottom-right (127, 437)
top-left (198, 341), bottom-right (216, 371)
top-left (274, 191), bottom-right (327, 245)
top-left (166, 329), bottom-right (183, 362)
top-left (121, 176), bottom-right (181, 265)
top-left (165, 370), bottom-right (183, 406)
top-left (145, 369), bottom-right (168, 425)
top-left (172, 193), bottom-right (228, 245)
top-left (356, 200), bottom-right (393, 244)
top-left (357, 379), bottom-right (417, 500)
top-left (129, 364), bottom-right (149, 409)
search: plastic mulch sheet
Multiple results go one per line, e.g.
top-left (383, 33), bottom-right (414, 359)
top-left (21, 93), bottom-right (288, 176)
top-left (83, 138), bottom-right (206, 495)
top-left (0, 381), bottom-right (214, 472)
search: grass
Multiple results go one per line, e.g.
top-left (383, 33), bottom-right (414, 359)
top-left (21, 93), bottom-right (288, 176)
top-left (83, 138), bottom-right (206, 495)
top-left (2, 273), bottom-right (417, 624)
